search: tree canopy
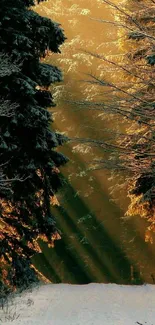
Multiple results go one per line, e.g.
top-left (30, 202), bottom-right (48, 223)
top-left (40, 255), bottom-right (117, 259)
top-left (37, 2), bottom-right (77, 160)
top-left (73, 0), bottom-right (155, 243)
top-left (0, 0), bottom-right (68, 291)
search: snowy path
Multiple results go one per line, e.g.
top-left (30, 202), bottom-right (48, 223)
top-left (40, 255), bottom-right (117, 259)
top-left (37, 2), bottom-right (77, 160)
top-left (0, 283), bottom-right (155, 324)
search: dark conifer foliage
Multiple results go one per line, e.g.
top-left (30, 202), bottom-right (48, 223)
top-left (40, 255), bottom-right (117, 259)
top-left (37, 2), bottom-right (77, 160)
top-left (0, 0), bottom-right (68, 290)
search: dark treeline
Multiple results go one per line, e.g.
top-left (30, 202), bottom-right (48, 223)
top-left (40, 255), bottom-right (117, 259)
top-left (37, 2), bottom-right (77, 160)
top-left (0, 0), bottom-right (68, 298)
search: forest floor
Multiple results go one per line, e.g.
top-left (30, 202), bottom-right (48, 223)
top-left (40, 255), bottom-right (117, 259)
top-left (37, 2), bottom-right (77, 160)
top-left (0, 283), bottom-right (155, 324)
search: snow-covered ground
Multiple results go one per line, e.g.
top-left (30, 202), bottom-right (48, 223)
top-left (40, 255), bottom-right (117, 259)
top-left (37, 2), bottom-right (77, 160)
top-left (0, 283), bottom-right (155, 324)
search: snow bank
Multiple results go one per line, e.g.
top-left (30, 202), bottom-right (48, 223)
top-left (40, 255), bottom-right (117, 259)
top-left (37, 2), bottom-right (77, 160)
top-left (0, 283), bottom-right (155, 324)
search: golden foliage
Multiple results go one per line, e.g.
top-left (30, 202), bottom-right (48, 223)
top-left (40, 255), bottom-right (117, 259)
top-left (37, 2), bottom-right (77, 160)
top-left (50, 195), bottom-right (60, 206)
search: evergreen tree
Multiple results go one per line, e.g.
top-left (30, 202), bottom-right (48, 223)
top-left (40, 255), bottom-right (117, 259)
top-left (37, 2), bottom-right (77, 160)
top-left (0, 0), bottom-right (68, 290)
